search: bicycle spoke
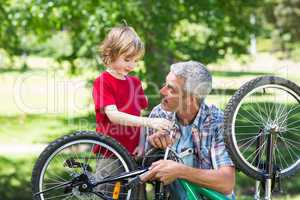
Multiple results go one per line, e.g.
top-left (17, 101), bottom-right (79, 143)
top-left (237, 135), bottom-right (261, 143)
top-left (278, 135), bottom-right (300, 158)
top-left (275, 142), bottom-right (290, 169)
top-left (274, 143), bottom-right (285, 170)
top-left (235, 125), bottom-right (261, 128)
top-left (43, 176), bottom-right (67, 186)
top-left (248, 140), bottom-right (267, 163)
top-left (257, 140), bottom-right (267, 169)
top-left (280, 135), bottom-right (300, 146)
top-left (236, 131), bottom-right (263, 137)
top-left (277, 104), bottom-right (300, 126)
top-left (280, 138), bottom-right (297, 164)
top-left (249, 95), bottom-right (268, 123)
top-left (85, 143), bottom-right (95, 170)
top-left (240, 134), bottom-right (262, 154)
top-left (240, 106), bottom-right (263, 126)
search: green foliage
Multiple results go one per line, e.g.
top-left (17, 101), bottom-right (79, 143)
top-left (290, 43), bottom-right (300, 61)
top-left (1, 0), bottom-right (263, 77)
top-left (0, 1), bottom-right (22, 55)
top-left (273, 0), bottom-right (300, 42)
top-left (262, 0), bottom-right (300, 52)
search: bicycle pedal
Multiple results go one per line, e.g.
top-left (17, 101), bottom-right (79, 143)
top-left (64, 158), bottom-right (92, 172)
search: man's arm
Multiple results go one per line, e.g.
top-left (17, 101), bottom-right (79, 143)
top-left (178, 163), bottom-right (235, 194)
top-left (148, 160), bottom-right (235, 195)
top-left (147, 131), bottom-right (235, 195)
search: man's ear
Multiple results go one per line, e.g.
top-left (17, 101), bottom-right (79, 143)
top-left (191, 96), bottom-right (201, 107)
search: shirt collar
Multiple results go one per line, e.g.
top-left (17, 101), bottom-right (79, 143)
top-left (173, 100), bottom-right (208, 129)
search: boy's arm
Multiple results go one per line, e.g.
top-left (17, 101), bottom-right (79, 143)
top-left (104, 105), bottom-right (171, 130)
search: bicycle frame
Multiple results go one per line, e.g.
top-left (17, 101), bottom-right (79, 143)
top-left (34, 156), bottom-right (229, 200)
top-left (33, 167), bottom-right (228, 200)
top-left (179, 180), bottom-right (229, 200)
top-left (34, 123), bottom-right (230, 200)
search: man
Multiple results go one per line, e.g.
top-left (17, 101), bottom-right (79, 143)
top-left (143, 61), bottom-right (235, 199)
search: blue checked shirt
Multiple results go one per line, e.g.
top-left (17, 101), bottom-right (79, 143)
top-left (145, 101), bottom-right (234, 170)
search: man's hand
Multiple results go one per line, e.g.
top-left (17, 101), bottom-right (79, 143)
top-left (147, 130), bottom-right (174, 149)
top-left (132, 146), bottom-right (143, 158)
top-left (148, 160), bottom-right (185, 185)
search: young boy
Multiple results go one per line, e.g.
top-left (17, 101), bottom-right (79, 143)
top-left (93, 25), bottom-right (172, 156)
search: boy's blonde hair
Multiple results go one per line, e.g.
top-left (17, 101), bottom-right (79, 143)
top-left (99, 26), bottom-right (144, 65)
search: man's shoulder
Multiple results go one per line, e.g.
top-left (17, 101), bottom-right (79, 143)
top-left (204, 102), bottom-right (224, 124)
top-left (149, 104), bottom-right (173, 119)
top-left (149, 104), bottom-right (164, 117)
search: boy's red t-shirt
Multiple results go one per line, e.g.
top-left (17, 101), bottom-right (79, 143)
top-left (93, 71), bottom-right (148, 154)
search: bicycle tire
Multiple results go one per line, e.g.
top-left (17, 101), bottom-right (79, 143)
top-left (224, 76), bottom-right (300, 181)
top-left (32, 130), bottom-right (137, 200)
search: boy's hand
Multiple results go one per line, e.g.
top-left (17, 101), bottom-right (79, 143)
top-left (148, 130), bottom-right (174, 149)
top-left (148, 118), bottom-right (172, 130)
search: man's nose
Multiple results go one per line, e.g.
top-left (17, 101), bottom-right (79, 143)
top-left (160, 86), bottom-right (167, 96)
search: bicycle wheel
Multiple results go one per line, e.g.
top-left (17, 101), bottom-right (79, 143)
top-left (32, 131), bottom-right (136, 200)
top-left (224, 76), bottom-right (300, 181)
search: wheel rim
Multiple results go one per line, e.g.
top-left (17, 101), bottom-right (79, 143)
top-left (38, 139), bottom-right (132, 200)
top-left (232, 84), bottom-right (300, 176)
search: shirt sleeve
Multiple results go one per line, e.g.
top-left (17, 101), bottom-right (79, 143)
top-left (136, 78), bottom-right (148, 109)
top-left (212, 122), bottom-right (234, 168)
top-left (93, 77), bottom-right (116, 111)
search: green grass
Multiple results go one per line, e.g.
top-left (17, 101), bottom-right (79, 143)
top-left (0, 113), bottom-right (96, 144)
top-left (0, 155), bottom-right (35, 200)
top-left (211, 70), bottom-right (271, 77)
top-left (235, 172), bottom-right (300, 200)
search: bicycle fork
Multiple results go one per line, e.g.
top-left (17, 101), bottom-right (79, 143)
top-left (254, 127), bottom-right (280, 200)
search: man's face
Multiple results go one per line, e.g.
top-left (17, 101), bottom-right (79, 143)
top-left (160, 72), bottom-right (185, 112)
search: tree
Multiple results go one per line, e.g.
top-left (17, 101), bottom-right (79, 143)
top-left (2, 0), bottom-right (263, 82)
top-left (263, 0), bottom-right (300, 51)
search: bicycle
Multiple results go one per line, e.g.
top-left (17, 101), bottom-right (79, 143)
top-left (31, 75), bottom-right (300, 200)
top-left (31, 128), bottom-right (229, 200)
top-left (224, 76), bottom-right (300, 199)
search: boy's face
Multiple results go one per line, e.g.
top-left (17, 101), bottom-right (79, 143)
top-left (109, 54), bottom-right (139, 76)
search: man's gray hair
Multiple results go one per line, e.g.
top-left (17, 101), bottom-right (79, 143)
top-left (170, 61), bottom-right (212, 99)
